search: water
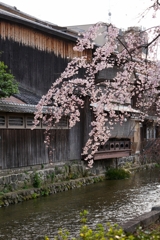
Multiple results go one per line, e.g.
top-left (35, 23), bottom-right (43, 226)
top-left (0, 169), bottom-right (160, 239)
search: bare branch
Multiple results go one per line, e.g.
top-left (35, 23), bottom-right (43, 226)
top-left (117, 36), bottom-right (133, 59)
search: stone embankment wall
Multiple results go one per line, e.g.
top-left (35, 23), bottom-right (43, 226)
top-left (0, 152), bottom-right (140, 192)
top-left (0, 157), bottom-right (152, 209)
top-left (0, 175), bottom-right (105, 207)
top-left (0, 163), bottom-right (89, 192)
top-left (0, 162), bottom-right (106, 207)
top-left (117, 154), bottom-right (141, 168)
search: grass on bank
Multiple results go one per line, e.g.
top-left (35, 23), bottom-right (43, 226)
top-left (106, 168), bottom-right (131, 180)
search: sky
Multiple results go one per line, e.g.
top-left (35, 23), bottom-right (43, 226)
top-left (1, 0), bottom-right (160, 29)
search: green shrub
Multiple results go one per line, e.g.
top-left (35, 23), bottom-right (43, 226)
top-left (155, 163), bottom-right (160, 168)
top-left (41, 188), bottom-right (49, 196)
top-left (0, 61), bottom-right (19, 97)
top-left (55, 166), bottom-right (62, 175)
top-left (32, 172), bottom-right (41, 188)
top-left (45, 211), bottom-right (160, 239)
top-left (50, 172), bottom-right (55, 182)
top-left (106, 168), bottom-right (131, 180)
top-left (31, 193), bottom-right (39, 199)
top-left (68, 172), bottom-right (79, 180)
top-left (23, 180), bottom-right (29, 189)
top-left (41, 164), bottom-right (44, 169)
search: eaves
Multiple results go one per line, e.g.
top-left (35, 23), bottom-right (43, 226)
top-left (0, 9), bottom-right (78, 42)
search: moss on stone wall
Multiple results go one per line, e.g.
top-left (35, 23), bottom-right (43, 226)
top-left (0, 175), bottom-right (105, 207)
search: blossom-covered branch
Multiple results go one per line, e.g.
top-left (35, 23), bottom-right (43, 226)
top-left (34, 3), bottom-right (160, 165)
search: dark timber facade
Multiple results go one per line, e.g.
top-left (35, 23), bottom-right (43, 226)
top-left (0, 3), bottom-right (92, 169)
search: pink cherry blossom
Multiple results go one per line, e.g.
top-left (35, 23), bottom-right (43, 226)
top-left (33, 1), bottom-right (160, 167)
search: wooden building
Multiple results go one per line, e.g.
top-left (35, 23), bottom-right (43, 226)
top-left (0, 3), bottom-right (142, 169)
top-left (0, 3), bottom-right (92, 169)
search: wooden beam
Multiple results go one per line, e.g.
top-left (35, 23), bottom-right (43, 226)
top-left (94, 149), bottom-right (131, 160)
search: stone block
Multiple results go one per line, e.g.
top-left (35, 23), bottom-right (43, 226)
top-left (11, 174), bottom-right (17, 183)
top-left (121, 210), bottom-right (160, 233)
top-left (152, 205), bottom-right (160, 211)
top-left (3, 176), bottom-right (10, 184)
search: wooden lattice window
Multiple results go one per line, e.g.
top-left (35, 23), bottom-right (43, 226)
top-left (55, 116), bottom-right (68, 128)
top-left (0, 116), bottom-right (5, 127)
top-left (42, 116), bottom-right (69, 129)
top-left (0, 114), bottom-right (69, 129)
top-left (26, 116), bottom-right (40, 129)
top-left (8, 116), bottom-right (24, 128)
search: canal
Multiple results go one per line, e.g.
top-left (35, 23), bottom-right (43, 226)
top-left (0, 168), bottom-right (160, 239)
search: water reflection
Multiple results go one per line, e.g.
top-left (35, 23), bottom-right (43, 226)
top-left (0, 169), bottom-right (160, 239)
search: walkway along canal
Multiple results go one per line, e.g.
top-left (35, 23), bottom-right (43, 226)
top-left (0, 168), bottom-right (160, 239)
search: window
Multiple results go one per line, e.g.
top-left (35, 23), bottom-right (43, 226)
top-left (0, 114), bottom-right (69, 129)
top-left (42, 116), bottom-right (69, 129)
top-left (8, 116), bottom-right (24, 128)
top-left (0, 116), bottom-right (6, 127)
top-left (26, 116), bottom-right (40, 129)
top-left (146, 125), bottom-right (156, 139)
top-left (55, 116), bottom-right (68, 128)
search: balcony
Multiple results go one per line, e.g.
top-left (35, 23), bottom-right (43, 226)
top-left (94, 139), bottom-right (131, 160)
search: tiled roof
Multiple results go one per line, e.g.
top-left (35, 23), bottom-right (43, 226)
top-left (91, 103), bottom-right (140, 113)
top-left (0, 86), bottom-right (42, 113)
top-left (0, 101), bottom-right (37, 113)
top-left (14, 86), bottom-right (41, 105)
top-left (1, 96), bottom-right (25, 104)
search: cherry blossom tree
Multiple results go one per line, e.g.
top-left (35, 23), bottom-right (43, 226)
top-left (34, 0), bottom-right (160, 166)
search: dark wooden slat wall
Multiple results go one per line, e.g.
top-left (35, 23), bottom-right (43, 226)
top-left (0, 126), bottom-right (82, 169)
top-left (54, 130), bottom-right (69, 163)
top-left (0, 129), bottom-right (42, 168)
top-left (68, 121), bottom-right (83, 160)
